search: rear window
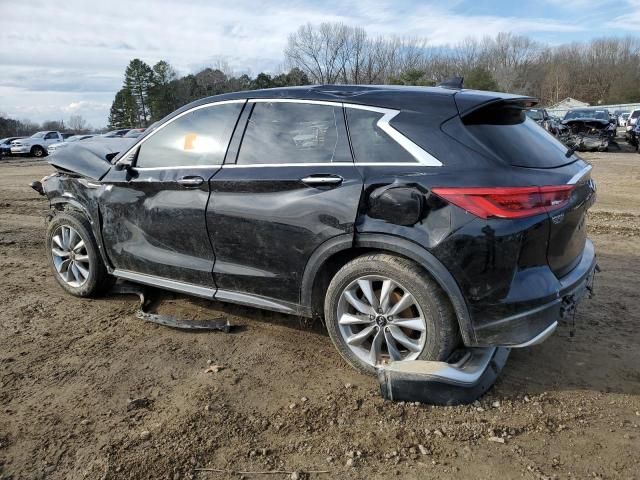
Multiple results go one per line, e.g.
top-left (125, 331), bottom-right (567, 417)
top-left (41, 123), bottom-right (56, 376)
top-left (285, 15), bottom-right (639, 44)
top-left (462, 103), bottom-right (572, 168)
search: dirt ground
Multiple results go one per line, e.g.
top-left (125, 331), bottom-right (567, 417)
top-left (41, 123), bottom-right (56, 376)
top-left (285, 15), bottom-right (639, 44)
top-left (0, 152), bottom-right (639, 480)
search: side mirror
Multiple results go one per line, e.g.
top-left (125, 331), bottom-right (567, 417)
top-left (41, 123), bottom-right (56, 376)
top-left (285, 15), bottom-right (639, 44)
top-left (114, 150), bottom-right (136, 170)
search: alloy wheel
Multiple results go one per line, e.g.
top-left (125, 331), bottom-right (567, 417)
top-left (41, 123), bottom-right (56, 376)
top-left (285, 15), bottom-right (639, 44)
top-left (336, 275), bottom-right (427, 367)
top-left (51, 225), bottom-right (90, 287)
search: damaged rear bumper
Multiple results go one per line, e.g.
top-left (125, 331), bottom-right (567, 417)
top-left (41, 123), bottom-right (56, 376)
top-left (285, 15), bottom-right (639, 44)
top-left (473, 239), bottom-right (597, 347)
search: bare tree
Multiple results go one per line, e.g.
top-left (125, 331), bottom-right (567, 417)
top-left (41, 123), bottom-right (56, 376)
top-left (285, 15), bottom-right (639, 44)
top-left (68, 115), bottom-right (88, 133)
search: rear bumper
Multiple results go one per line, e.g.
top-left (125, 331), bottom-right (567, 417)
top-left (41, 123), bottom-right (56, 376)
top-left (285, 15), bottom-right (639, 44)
top-left (473, 239), bottom-right (597, 347)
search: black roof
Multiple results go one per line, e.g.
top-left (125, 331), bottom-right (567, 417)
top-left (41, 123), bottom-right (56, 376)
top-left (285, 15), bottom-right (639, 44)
top-left (165, 84), bottom-right (535, 124)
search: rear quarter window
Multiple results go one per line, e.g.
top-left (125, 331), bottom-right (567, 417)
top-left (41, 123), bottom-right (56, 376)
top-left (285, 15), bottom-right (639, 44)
top-left (462, 103), bottom-right (572, 168)
top-left (346, 108), bottom-right (416, 164)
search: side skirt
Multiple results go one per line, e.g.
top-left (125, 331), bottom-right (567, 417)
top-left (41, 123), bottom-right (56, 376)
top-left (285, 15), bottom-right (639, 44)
top-left (112, 269), bottom-right (309, 317)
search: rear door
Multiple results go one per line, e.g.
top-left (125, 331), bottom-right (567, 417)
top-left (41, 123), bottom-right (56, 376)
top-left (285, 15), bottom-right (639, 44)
top-left (207, 99), bottom-right (363, 305)
top-left (99, 100), bottom-right (245, 287)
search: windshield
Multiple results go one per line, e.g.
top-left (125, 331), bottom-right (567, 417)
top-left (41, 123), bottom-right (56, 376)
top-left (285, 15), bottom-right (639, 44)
top-left (525, 110), bottom-right (544, 121)
top-left (65, 135), bottom-right (83, 142)
top-left (564, 109), bottom-right (608, 121)
top-left (30, 131), bottom-right (46, 138)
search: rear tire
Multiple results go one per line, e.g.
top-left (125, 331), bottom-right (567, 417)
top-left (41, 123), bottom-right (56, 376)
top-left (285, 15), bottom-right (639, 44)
top-left (46, 211), bottom-right (114, 297)
top-left (324, 253), bottom-right (460, 375)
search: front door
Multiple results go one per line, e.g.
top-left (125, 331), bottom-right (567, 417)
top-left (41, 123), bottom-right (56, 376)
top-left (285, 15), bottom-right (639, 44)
top-left (208, 100), bottom-right (363, 305)
top-left (99, 100), bottom-right (245, 287)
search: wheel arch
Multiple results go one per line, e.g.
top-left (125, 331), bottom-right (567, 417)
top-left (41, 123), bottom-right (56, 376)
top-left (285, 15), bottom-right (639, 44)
top-left (48, 198), bottom-right (113, 271)
top-left (301, 233), bottom-right (475, 345)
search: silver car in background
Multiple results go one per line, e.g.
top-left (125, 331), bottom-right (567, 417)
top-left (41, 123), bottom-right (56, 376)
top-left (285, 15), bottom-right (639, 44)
top-left (47, 134), bottom-right (96, 155)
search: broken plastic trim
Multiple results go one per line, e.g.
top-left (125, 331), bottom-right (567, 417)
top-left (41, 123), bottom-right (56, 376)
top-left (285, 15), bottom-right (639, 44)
top-left (110, 282), bottom-right (231, 332)
top-left (378, 347), bottom-right (510, 406)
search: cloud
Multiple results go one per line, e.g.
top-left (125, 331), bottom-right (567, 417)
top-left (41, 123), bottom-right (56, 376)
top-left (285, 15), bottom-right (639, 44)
top-left (0, 0), bottom-right (633, 126)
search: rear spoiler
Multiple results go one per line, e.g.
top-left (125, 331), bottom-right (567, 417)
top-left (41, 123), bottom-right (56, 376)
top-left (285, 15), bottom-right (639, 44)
top-left (453, 91), bottom-right (538, 117)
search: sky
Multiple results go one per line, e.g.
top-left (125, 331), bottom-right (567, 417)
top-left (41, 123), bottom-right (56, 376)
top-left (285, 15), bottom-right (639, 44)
top-left (2, 0), bottom-right (640, 128)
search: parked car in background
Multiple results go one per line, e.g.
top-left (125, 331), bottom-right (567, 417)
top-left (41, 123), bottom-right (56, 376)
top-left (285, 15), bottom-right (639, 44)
top-left (560, 108), bottom-right (616, 151)
top-left (123, 128), bottom-right (145, 138)
top-left (47, 134), bottom-right (96, 155)
top-left (36, 85), bottom-right (597, 379)
top-left (618, 112), bottom-right (630, 127)
top-left (626, 109), bottom-right (640, 132)
top-left (0, 137), bottom-right (24, 158)
top-left (11, 131), bottom-right (64, 157)
top-left (102, 128), bottom-right (132, 138)
top-left (526, 108), bottom-right (564, 135)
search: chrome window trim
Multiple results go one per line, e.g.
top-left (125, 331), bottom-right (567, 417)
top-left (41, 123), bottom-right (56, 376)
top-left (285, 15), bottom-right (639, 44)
top-left (118, 97), bottom-right (443, 171)
top-left (116, 99), bottom-right (247, 168)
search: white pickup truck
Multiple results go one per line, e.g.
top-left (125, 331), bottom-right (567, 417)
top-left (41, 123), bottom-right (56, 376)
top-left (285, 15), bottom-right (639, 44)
top-left (11, 131), bottom-right (64, 157)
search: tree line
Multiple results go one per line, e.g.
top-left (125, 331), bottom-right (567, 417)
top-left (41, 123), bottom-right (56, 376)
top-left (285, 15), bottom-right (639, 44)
top-left (107, 60), bottom-right (310, 128)
top-left (108, 24), bottom-right (640, 129)
top-left (0, 115), bottom-right (92, 139)
top-left (284, 23), bottom-right (640, 105)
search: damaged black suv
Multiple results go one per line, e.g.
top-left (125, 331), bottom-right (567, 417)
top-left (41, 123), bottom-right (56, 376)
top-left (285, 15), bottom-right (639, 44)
top-left (35, 85), bottom-right (597, 375)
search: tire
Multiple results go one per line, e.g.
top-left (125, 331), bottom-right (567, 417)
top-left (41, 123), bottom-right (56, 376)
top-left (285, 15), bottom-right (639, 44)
top-left (45, 210), bottom-right (113, 297)
top-left (31, 146), bottom-right (46, 158)
top-left (324, 253), bottom-right (460, 375)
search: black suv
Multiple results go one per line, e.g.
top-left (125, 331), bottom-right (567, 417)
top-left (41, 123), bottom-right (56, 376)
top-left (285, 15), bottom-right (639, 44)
top-left (37, 85), bottom-right (597, 375)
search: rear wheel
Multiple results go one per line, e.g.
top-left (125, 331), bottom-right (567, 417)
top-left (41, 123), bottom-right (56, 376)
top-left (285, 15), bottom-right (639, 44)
top-left (324, 253), bottom-right (460, 375)
top-left (46, 211), bottom-right (113, 297)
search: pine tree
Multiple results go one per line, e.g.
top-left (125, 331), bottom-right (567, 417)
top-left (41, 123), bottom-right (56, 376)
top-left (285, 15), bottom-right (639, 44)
top-left (124, 59), bottom-right (154, 127)
top-left (108, 88), bottom-right (138, 128)
top-left (148, 61), bottom-right (178, 121)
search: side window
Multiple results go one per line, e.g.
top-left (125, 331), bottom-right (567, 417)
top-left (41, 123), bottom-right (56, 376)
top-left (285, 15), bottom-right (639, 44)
top-left (346, 108), bottom-right (416, 164)
top-left (45, 132), bottom-right (58, 140)
top-left (237, 102), bottom-right (351, 165)
top-left (136, 102), bottom-right (243, 168)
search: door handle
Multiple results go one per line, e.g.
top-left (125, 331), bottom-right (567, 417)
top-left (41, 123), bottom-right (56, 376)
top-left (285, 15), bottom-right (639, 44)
top-left (300, 175), bottom-right (343, 187)
top-left (178, 176), bottom-right (204, 187)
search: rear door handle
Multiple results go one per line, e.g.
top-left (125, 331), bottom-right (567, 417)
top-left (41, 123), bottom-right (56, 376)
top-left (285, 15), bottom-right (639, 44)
top-left (178, 176), bottom-right (204, 187)
top-left (300, 175), bottom-right (343, 187)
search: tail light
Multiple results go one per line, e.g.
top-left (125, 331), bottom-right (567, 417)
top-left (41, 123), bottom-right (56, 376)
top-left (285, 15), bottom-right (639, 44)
top-left (431, 185), bottom-right (573, 219)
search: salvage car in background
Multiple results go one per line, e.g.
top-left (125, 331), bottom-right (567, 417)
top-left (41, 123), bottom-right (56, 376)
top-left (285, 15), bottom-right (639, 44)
top-left (526, 108), bottom-right (565, 136)
top-left (47, 134), bottom-right (96, 155)
top-left (0, 137), bottom-right (24, 158)
top-left (34, 85), bottom-right (597, 384)
top-left (560, 108), bottom-right (616, 151)
top-left (618, 112), bottom-right (630, 127)
top-left (102, 128), bottom-right (132, 138)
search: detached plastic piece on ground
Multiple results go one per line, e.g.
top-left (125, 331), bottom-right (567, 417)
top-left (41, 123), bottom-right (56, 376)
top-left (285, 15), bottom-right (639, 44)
top-left (111, 282), bottom-right (232, 332)
top-left (377, 347), bottom-right (510, 406)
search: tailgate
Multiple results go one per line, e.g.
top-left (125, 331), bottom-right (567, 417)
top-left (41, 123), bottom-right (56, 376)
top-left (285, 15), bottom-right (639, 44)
top-left (547, 167), bottom-right (596, 277)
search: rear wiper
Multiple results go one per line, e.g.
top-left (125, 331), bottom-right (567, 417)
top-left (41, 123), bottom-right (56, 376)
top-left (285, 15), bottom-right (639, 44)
top-left (565, 145), bottom-right (578, 158)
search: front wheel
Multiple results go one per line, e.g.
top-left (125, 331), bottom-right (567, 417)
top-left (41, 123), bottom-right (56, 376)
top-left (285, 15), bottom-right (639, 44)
top-left (324, 254), bottom-right (460, 375)
top-left (46, 211), bottom-right (113, 297)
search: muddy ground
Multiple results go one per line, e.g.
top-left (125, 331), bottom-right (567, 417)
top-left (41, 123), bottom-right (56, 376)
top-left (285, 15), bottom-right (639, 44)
top-left (0, 152), bottom-right (639, 480)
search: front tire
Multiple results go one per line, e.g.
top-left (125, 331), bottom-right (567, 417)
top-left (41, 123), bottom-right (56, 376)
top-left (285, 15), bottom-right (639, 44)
top-left (324, 253), bottom-right (460, 375)
top-left (46, 211), bottom-right (113, 297)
